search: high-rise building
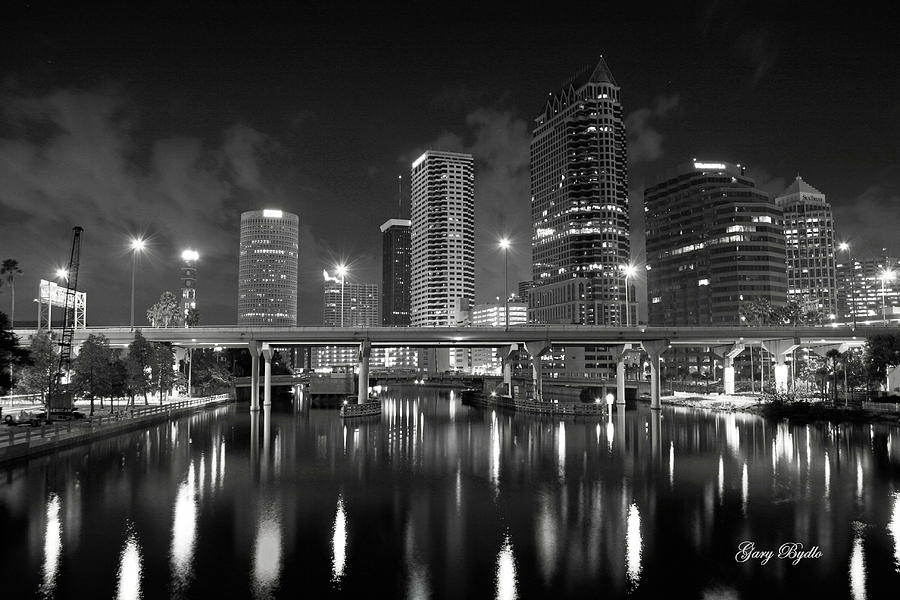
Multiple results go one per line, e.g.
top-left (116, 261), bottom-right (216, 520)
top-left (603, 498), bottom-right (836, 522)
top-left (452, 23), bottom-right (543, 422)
top-left (529, 57), bottom-right (630, 326)
top-left (180, 249), bottom-right (199, 325)
top-left (314, 278), bottom-right (380, 368)
top-left (837, 253), bottom-right (900, 325)
top-left (471, 301), bottom-right (528, 374)
top-left (380, 219), bottom-right (411, 326)
top-left (645, 160), bottom-right (787, 325)
top-left (238, 209), bottom-right (299, 326)
top-left (410, 150), bottom-right (475, 328)
top-left (774, 176), bottom-right (838, 315)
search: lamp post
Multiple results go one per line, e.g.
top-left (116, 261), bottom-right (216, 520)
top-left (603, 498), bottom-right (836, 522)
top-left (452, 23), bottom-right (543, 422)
top-left (499, 238), bottom-right (510, 331)
top-left (622, 264), bottom-right (637, 327)
top-left (336, 264), bottom-right (347, 327)
top-left (881, 268), bottom-right (895, 325)
top-left (839, 242), bottom-right (856, 328)
top-left (129, 238), bottom-right (145, 330)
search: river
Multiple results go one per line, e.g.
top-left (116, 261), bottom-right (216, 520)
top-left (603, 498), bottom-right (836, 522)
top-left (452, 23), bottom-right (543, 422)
top-left (1, 387), bottom-right (899, 598)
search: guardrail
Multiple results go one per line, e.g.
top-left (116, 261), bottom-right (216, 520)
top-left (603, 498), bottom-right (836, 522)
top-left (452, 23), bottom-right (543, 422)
top-left (0, 393), bottom-right (232, 459)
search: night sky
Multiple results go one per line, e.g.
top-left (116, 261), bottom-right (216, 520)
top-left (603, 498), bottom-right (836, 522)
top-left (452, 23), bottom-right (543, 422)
top-left (1, 2), bottom-right (899, 326)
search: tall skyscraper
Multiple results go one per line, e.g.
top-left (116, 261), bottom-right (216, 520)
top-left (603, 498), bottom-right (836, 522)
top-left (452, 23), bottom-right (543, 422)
top-left (645, 160), bottom-right (787, 325)
top-left (837, 253), bottom-right (900, 325)
top-left (410, 150), bottom-right (475, 328)
top-left (380, 218), bottom-right (411, 326)
top-left (180, 249), bottom-right (199, 325)
top-left (238, 209), bottom-right (299, 326)
top-left (529, 57), bottom-right (630, 325)
top-left (775, 176), bottom-right (838, 315)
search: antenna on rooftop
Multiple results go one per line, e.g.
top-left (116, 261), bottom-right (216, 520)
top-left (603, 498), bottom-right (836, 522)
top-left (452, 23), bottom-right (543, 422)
top-left (398, 174), bottom-right (403, 217)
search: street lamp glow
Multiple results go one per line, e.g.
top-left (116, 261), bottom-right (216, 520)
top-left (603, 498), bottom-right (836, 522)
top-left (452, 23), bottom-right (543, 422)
top-left (130, 238), bottom-right (146, 251)
top-left (838, 242), bottom-right (850, 252)
top-left (499, 238), bottom-right (510, 250)
top-left (336, 264), bottom-right (347, 279)
top-left (622, 263), bottom-right (638, 278)
top-left (56, 268), bottom-right (68, 280)
top-left (181, 249), bottom-right (199, 262)
top-left (621, 263), bottom-right (637, 327)
top-left (881, 269), bottom-right (896, 282)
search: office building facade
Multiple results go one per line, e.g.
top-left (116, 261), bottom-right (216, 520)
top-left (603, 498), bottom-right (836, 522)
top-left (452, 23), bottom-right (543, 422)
top-left (238, 209), bottom-right (299, 326)
top-left (529, 57), bottom-right (630, 326)
top-left (314, 280), bottom-right (380, 369)
top-left (645, 161), bottom-right (787, 325)
top-left (471, 302), bottom-right (528, 374)
top-left (381, 219), bottom-right (412, 326)
top-left (410, 150), bottom-right (475, 328)
top-left (774, 176), bottom-right (838, 315)
top-left (837, 254), bottom-right (900, 325)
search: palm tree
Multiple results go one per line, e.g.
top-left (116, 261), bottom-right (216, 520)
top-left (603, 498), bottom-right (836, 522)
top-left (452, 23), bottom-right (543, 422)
top-left (1, 259), bottom-right (23, 328)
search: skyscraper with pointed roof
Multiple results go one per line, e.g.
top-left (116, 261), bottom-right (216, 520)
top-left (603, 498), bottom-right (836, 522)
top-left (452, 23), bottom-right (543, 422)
top-left (775, 175), bottom-right (838, 316)
top-left (528, 57), bottom-right (631, 327)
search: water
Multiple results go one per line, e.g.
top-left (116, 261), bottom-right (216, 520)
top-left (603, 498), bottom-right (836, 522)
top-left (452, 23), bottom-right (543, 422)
top-left (2, 388), bottom-right (900, 599)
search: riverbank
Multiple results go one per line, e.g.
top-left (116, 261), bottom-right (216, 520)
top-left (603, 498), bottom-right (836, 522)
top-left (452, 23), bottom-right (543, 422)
top-left (0, 394), bottom-right (233, 466)
top-left (661, 393), bottom-right (900, 425)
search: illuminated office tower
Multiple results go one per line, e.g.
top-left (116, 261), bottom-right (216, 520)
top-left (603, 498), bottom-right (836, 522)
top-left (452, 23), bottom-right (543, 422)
top-left (314, 280), bottom-right (380, 368)
top-left (471, 301), bottom-right (528, 374)
top-left (774, 176), bottom-right (838, 315)
top-left (180, 249), bottom-right (199, 326)
top-left (381, 219), bottom-right (412, 326)
top-left (837, 253), bottom-right (900, 325)
top-left (238, 209), bottom-right (299, 326)
top-left (529, 57), bottom-right (630, 325)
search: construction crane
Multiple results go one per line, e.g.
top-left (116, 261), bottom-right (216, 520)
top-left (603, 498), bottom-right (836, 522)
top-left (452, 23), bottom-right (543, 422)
top-left (48, 226), bottom-right (84, 420)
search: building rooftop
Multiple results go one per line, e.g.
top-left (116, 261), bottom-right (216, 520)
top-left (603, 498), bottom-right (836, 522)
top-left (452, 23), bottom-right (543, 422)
top-left (778, 175), bottom-right (824, 198)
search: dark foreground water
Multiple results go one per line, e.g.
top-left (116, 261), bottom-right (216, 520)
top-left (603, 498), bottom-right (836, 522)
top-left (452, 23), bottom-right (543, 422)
top-left (2, 388), bottom-right (900, 599)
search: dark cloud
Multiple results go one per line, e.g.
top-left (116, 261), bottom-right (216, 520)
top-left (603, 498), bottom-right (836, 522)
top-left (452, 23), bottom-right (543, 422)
top-left (832, 175), bottom-right (900, 256)
top-left (0, 86), bottom-right (306, 326)
top-left (625, 94), bottom-right (680, 164)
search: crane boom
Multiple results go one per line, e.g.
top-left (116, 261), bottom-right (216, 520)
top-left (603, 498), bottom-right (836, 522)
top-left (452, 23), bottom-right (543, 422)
top-left (49, 226), bottom-right (84, 417)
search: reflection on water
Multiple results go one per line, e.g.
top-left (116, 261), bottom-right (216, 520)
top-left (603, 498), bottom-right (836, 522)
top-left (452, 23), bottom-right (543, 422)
top-left (3, 390), bottom-right (900, 598)
top-left (495, 532), bottom-right (517, 600)
top-left (39, 493), bottom-right (61, 598)
top-left (116, 526), bottom-right (142, 600)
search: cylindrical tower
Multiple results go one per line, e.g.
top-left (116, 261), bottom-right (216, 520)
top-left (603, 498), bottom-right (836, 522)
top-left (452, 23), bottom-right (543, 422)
top-left (238, 209), bottom-right (299, 326)
top-left (181, 249), bottom-right (199, 326)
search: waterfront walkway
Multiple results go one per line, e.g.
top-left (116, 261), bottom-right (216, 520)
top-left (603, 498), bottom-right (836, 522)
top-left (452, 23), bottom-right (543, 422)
top-left (0, 394), bottom-right (232, 465)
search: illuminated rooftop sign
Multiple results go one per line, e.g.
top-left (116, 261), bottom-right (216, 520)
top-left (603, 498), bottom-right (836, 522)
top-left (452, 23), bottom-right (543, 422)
top-left (693, 162), bottom-right (727, 170)
top-left (263, 209), bottom-right (283, 218)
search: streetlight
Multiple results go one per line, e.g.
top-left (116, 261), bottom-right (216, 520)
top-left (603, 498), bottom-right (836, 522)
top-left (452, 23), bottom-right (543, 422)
top-left (839, 242), bottom-right (856, 328)
top-left (129, 238), bottom-right (145, 330)
top-left (880, 268), bottom-right (896, 325)
top-left (621, 263), bottom-right (637, 327)
top-left (499, 238), bottom-right (510, 331)
top-left (55, 268), bottom-right (69, 281)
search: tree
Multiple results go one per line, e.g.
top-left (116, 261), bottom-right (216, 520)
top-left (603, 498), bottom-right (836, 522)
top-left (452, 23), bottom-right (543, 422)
top-left (150, 343), bottom-right (177, 403)
top-left (73, 334), bottom-right (113, 415)
top-left (189, 348), bottom-right (234, 396)
top-left (864, 333), bottom-right (900, 390)
top-left (146, 292), bottom-right (182, 328)
top-left (185, 307), bottom-right (200, 327)
top-left (109, 350), bottom-right (129, 405)
top-left (825, 348), bottom-right (842, 404)
top-left (126, 330), bottom-right (154, 406)
top-left (17, 329), bottom-right (55, 405)
top-left (1, 260), bottom-right (22, 328)
top-left (740, 296), bottom-right (827, 327)
top-left (0, 312), bottom-right (31, 394)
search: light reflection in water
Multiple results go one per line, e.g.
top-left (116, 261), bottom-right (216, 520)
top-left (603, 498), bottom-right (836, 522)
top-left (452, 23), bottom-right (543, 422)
top-left (557, 421), bottom-right (566, 481)
top-left (724, 413), bottom-right (740, 455)
top-left (849, 527), bottom-right (866, 600)
top-left (252, 508), bottom-right (282, 597)
top-left (669, 441), bottom-right (674, 487)
top-left (717, 455), bottom-right (724, 503)
top-left (404, 516), bottom-right (431, 600)
top-left (170, 462), bottom-right (197, 592)
top-left (219, 438), bottom-right (226, 487)
top-left (536, 491), bottom-right (558, 584)
top-left (889, 493), bottom-right (900, 572)
top-left (332, 495), bottom-right (347, 582)
top-left (625, 502), bottom-right (642, 587)
top-left (495, 532), bottom-right (517, 600)
top-left (606, 421), bottom-right (614, 452)
top-left (39, 493), bottom-right (62, 598)
top-left (741, 462), bottom-right (748, 515)
top-left (490, 411), bottom-right (500, 492)
top-left (116, 527), bottom-right (142, 600)
top-left (857, 458), bottom-right (864, 500)
top-left (825, 451), bottom-right (831, 498)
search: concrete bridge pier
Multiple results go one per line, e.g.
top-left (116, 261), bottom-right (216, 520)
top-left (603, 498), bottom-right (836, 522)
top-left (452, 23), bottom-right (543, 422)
top-left (496, 344), bottom-right (518, 398)
top-left (262, 343), bottom-right (274, 407)
top-left (762, 338), bottom-right (800, 392)
top-left (642, 339), bottom-right (670, 410)
top-left (524, 341), bottom-right (552, 401)
top-left (357, 340), bottom-right (371, 404)
top-left (611, 344), bottom-right (632, 405)
top-left (712, 343), bottom-right (745, 395)
top-left (249, 342), bottom-right (261, 412)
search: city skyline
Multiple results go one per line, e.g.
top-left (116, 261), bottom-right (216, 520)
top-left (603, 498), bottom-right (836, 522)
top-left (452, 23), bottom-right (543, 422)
top-left (2, 3), bottom-right (899, 326)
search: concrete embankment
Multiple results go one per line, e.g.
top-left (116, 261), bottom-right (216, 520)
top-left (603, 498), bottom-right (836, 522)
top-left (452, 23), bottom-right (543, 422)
top-left (0, 394), bottom-right (232, 466)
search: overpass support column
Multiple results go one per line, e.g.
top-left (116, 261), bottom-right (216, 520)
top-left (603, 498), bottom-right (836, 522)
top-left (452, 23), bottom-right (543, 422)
top-left (262, 343), bottom-right (274, 407)
top-left (712, 343), bottom-right (744, 395)
top-left (641, 340), bottom-right (669, 410)
top-left (249, 342), bottom-right (261, 412)
top-left (357, 340), bottom-right (371, 404)
top-left (611, 344), bottom-right (632, 405)
top-left (496, 344), bottom-right (518, 398)
top-left (524, 341), bottom-right (552, 401)
top-left (762, 339), bottom-right (800, 392)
